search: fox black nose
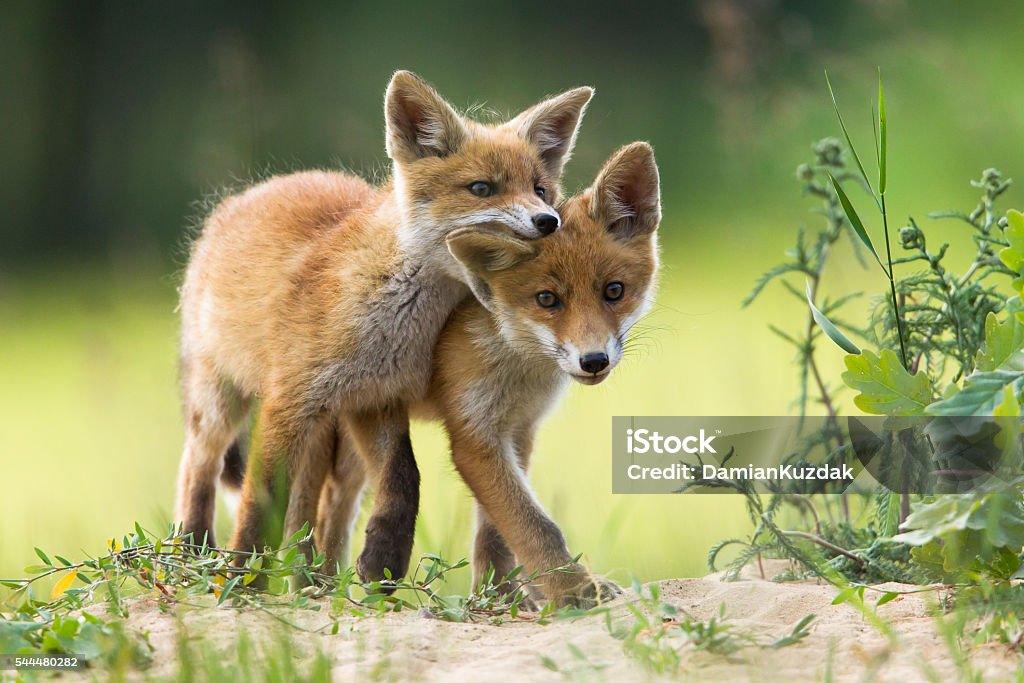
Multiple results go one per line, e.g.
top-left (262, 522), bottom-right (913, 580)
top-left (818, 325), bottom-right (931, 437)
top-left (579, 352), bottom-right (609, 375)
top-left (533, 213), bottom-right (560, 235)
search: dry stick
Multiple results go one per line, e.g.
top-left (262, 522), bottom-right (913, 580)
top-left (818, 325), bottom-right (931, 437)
top-left (778, 530), bottom-right (866, 566)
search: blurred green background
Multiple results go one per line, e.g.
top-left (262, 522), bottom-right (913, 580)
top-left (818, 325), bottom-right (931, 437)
top-left (2, 0), bottom-right (1023, 591)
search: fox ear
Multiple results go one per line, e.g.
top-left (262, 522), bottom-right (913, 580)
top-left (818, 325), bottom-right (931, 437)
top-left (509, 86), bottom-right (594, 178)
top-left (447, 225), bottom-right (538, 309)
top-left (591, 142), bottom-right (661, 239)
top-left (447, 224), bottom-right (538, 274)
top-left (385, 71), bottom-right (468, 162)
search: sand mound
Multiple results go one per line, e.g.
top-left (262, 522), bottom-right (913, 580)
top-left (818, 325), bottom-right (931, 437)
top-left (80, 561), bottom-right (1019, 681)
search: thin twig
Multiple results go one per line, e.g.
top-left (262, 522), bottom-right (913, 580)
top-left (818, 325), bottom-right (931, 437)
top-left (778, 530), bottom-right (866, 566)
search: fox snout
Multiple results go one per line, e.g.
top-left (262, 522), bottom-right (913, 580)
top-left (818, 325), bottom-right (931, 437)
top-left (561, 340), bottom-right (620, 385)
top-left (579, 352), bottom-right (610, 375)
top-left (532, 212), bottom-right (560, 236)
top-left (498, 201), bottom-right (561, 239)
top-left (452, 202), bottom-right (560, 240)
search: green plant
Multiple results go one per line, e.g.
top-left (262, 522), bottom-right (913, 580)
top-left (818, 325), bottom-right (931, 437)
top-left (740, 71), bottom-right (1024, 656)
top-left (0, 522), bottom-right (576, 677)
top-left (811, 75), bottom-right (1024, 593)
top-left (601, 580), bottom-right (814, 675)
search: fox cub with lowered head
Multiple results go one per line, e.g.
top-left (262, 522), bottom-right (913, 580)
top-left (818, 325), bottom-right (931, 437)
top-left (316, 142), bottom-right (662, 606)
top-left (175, 71), bottom-right (593, 582)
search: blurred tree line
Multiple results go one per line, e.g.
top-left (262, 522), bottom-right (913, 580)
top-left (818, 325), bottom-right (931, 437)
top-left (0, 0), bottom-right (1018, 269)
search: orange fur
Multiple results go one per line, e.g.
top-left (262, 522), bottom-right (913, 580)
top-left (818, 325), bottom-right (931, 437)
top-left (174, 71), bottom-right (593, 582)
top-left (319, 142), bottom-right (662, 606)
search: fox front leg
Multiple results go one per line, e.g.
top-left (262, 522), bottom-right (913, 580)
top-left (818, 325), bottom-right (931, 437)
top-left (280, 420), bottom-right (337, 589)
top-left (315, 429), bottom-right (367, 578)
top-left (228, 397), bottom-right (328, 564)
top-left (345, 405), bottom-right (420, 583)
top-left (451, 430), bottom-right (619, 608)
top-left (472, 428), bottom-right (532, 602)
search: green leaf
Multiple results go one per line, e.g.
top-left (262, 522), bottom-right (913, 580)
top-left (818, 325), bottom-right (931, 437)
top-left (875, 591), bottom-right (898, 607)
top-left (877, 70), bottom-right (887, 195)
top-left (0, 621), bottom-right (43, 653)
top-left (827, 173), bottom-right (884, 272)
top-left (877, 493), bottom-right (902, 537)
top-left (1000, 210), bottom-right (1024, 294)
top-left (993, 384), bottom-right (1021, 420)
top-left (806, 281), bottom-right (861, 354)
top-left (976, 311), bottom-right (1024, 371)
top-left (825, 71), bottom-right (873, 195)
top-left (842, 349), bottom-right (932, 415)
top-left (217, 576), bottom-right (241, 605)
top-left (894, 495), bottom-right (1024, 581)
top-left (831, 586), bottom-right (857, 605)
top-left (34, 548), bottom-right (52, 566)
top-left (927, 351), bottom-right (1024, 416)
top-left (893, 498), bottom-right (972, 546)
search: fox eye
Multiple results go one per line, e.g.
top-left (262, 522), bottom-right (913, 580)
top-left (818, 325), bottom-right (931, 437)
top-left (468, 181), bottom-right (495, 198)
top-left (534, 186), bottom-right (546, 200)
top-left (535, 291), bottom-right (559, 309)
top-left (604, 282), bottom-right (624, 302)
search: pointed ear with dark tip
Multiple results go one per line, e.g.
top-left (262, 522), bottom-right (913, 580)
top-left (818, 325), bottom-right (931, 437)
top-left (591, 142), bottom-right (662, 239)
top-left (509, 86), bottom-right (594, 178)
top-left (446, 225), bottom-right (538, 275)
top-left (385, 70), bottom-right (468, 162)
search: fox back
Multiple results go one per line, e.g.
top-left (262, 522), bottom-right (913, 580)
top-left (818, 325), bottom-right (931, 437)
top-left (179, 72), bottom-right (593, 410)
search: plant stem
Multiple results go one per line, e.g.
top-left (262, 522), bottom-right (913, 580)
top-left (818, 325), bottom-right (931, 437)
top-left (881, 195), bottom-right (909, 369)
top-left (778, 530), bottom-right (866, 565)
top-left (806, 274), bottom-right (842, 425)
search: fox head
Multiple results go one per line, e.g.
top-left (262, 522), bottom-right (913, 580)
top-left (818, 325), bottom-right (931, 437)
top-left (384, 70), bottom-right (593, 275)
top-left (447, 142), bottom-right (661, 385)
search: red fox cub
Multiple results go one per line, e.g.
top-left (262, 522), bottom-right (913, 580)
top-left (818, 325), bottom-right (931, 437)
top-left (175, 71), bottom-right (594, 583)
top-left (316, 142), bottom-right (662, 606)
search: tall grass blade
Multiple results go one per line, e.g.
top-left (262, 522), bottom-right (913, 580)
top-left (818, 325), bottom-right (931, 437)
top-left (827, 172), bottom-right (885, 273)
top-left (872, 104), bottom-right (880, 167)
top-left (878, 70), bottom-right (887, 196)
top-left (825, 71), bottom-right (874, 197)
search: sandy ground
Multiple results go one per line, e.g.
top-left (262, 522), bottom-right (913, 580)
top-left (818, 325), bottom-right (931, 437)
top-left (75, 561), bottom-right (1022, 682)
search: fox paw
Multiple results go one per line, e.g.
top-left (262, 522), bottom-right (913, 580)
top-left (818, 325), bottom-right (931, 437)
top-left (356, 538), bottom-right (411, 586)
top-left (555, 575), bottom-right (623, 609)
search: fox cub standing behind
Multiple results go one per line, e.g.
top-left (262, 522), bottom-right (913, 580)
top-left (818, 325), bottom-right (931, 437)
top-left (175, 71), bottom-right (593, 583)
top-left (316, 142), bottom-right (662, 606)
